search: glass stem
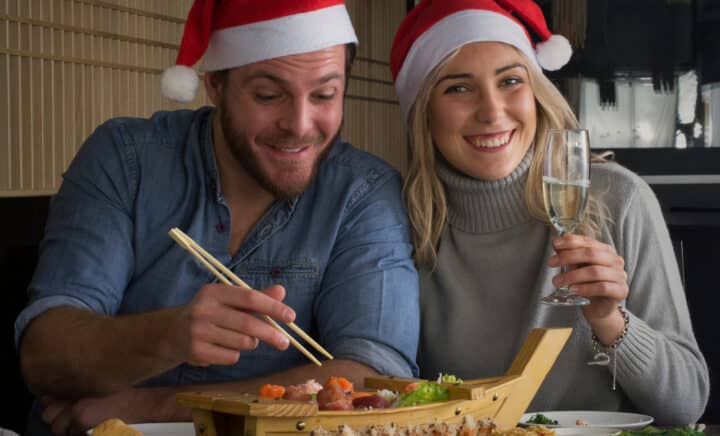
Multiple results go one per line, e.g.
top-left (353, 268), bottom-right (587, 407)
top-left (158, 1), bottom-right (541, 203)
top-left (557, 230), bottom-right (570, 293)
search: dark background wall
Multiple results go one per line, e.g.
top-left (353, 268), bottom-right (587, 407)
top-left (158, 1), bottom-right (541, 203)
top-left (1, 197), bottom-right (49, 433)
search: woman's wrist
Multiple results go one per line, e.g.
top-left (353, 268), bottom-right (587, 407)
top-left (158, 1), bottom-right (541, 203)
top-left (590, 306), bottom-right (629, 347)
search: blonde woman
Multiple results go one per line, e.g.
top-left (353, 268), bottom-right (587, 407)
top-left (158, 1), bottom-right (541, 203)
top-left (390, 0), bottom-right (709, 425)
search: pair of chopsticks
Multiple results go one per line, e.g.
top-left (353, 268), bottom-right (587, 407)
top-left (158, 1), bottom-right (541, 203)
top-left (168, 227), bottom-right (333, 366)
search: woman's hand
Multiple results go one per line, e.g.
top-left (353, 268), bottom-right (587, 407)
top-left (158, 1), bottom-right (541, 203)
top-left (549, 234), bottom-right (629, 345)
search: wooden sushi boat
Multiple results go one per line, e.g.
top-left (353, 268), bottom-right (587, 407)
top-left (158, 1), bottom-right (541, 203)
top-left (176, 327), bottom-right (572, 436)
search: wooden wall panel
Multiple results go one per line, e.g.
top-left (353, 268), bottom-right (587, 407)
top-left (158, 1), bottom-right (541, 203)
top-left (0, 0), bottom-right (407, 196)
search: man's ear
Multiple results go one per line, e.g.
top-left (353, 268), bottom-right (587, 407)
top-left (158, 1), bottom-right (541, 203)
top-left (204, 71), bottom-right (224, 106)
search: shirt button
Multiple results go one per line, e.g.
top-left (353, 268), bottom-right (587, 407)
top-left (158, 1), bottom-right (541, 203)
top-left (215, 223), bottom-right (226, 233)
top-left (271, 267), bottom-right (281, 278)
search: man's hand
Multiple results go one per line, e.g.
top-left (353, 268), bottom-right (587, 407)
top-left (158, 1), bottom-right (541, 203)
top-left (166, 283), bottom-right (296, 366)
top-left (40, 388), bottom-right (180, 436)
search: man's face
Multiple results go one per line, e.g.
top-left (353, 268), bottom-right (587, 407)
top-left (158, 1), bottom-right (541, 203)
top-left (211, 45), bottom-right (347, 198)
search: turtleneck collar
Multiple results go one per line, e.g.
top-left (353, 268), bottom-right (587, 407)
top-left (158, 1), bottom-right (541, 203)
top-left (436, 148), bottom-right (535, 233)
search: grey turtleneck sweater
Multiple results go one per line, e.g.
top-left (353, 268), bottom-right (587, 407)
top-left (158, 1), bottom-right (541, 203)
top-left (418, 152), bottom-right (709, 425)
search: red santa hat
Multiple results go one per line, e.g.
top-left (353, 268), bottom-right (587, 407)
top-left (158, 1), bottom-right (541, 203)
top-left (162, 0), bottom-right (358, 102)
top-left (390, 0), bottom-right (572, 120)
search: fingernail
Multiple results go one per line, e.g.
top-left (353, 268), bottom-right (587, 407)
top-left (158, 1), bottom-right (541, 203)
top-left (285, 308), bottom-right (296, 322)
top-left (548, 255), bottom-right (558, 266)
top-left (554, 238), bottom-right (564, 248)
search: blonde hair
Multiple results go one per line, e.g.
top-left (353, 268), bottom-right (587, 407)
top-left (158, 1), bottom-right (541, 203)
top-left (404, 46), bottom-right (608, 268)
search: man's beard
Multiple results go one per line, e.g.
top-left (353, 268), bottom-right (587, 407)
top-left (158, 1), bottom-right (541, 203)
top-left (218, 97), bottom-right (340, 199)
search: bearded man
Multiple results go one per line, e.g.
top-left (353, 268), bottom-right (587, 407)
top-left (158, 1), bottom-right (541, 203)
top-left (15, 2), bottom-right (419, 435)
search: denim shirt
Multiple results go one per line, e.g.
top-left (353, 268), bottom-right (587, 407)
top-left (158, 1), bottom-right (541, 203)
top-left (15, 107), bottom-right (419, 387)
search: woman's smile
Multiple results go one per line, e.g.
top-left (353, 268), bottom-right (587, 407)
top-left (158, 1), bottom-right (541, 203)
top-left (464, 129), bottom-right (515, 152)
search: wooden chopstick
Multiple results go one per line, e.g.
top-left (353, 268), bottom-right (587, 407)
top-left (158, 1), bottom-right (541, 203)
top-left (169, 228), bottom-right (334, 365)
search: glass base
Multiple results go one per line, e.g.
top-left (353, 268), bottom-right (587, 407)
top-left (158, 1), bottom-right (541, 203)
top-left (541, 290), bottom-right (590, 306)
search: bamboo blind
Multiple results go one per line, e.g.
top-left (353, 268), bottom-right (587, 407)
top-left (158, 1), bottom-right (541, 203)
top-left (0, 0), bottom-right (407, 197)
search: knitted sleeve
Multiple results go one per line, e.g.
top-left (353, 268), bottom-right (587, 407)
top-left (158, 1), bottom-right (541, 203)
top-left (599, 164), bottom-right (709, 425)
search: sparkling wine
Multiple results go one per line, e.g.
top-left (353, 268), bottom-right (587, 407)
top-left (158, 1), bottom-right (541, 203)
top-left (542, 176), bottom-right (589, 234)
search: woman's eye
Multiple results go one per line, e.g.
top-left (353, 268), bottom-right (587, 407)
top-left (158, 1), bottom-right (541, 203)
top-left (501, 77), bottom-right (523, 87)
top-left (444, 84), bottom-right (468, 94)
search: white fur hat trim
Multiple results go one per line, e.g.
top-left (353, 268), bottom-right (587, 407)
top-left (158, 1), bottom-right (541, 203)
top-left (535, 34), bottom-right (572, 71)
top-left (161, 65), bottom-right (199, 103)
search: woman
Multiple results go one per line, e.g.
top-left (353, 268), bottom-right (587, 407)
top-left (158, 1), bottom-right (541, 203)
top-left (390, 0), bottom-right (709, 425)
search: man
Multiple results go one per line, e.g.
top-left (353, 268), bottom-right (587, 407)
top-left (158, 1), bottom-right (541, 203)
top-left (15, 1), bottom-right (419, 434)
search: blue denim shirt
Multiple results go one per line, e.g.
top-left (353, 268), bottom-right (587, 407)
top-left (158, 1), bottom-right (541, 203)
top-left (15, 106), bottom-right (419, 389)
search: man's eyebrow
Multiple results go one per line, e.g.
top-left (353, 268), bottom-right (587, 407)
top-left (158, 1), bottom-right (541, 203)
top-left (242, 71), bottom-right (287, 87)
top-left (241, 71), bottom-right (344, 87)
top-left (314, 72), bottom-right (344, 85)
top-left (436, 63), bottom-right (528, 84)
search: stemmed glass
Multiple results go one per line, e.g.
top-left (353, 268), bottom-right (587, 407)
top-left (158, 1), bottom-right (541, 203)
top-left (541, 128), bottom-right (591, 306)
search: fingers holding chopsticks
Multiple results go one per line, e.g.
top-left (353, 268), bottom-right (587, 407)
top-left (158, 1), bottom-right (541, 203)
top-left (172, 283), bottom-right (296, 367)
top-left (168, 227), bottom-right (329, 366)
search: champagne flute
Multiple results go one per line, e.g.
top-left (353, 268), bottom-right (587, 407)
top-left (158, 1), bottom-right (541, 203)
top-left (541, 128), bottom-right (591, 306)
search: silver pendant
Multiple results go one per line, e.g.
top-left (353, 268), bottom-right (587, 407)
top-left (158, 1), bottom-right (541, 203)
top-left (587, 352), bottom-right (611, 366)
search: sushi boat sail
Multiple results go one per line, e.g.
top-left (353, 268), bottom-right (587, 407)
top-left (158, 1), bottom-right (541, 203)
top-left (177, 327), bottom-right (572, 436)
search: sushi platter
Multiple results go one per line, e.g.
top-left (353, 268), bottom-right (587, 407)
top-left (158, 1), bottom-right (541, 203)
top-left (176, 327), bottom-right (572, 436)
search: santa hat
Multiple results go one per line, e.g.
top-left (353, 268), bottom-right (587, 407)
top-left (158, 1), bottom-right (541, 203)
top-left (162, 0), bottom-right (358, 102)
top-left (391, 0), bottom-right (572, 121)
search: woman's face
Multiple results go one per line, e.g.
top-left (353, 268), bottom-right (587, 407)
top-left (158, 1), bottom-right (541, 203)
top-left (428, 41), bottom-right (537, 181)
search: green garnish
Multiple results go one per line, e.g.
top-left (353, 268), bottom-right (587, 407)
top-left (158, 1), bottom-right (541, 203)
top-left (398, 381), bottom-right (449, 407)
top-left (439, 374), bottom-right (464, 385)
top-left (619, 426), bottom-right (704, 436)
top-left (525, 414), bottom-right (559, 425)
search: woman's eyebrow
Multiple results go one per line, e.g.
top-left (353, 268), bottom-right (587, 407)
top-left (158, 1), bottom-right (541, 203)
top-left (495, 63), bottom-right (526, 74)
top-left (436, 72), bottom-right (472, 84)
top-left (436, 62), bottom-right (527, 85)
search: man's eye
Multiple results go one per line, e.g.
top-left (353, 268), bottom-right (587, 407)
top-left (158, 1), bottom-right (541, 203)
top-left (444, 84), bottom-right (468, 94)
top-left (315, 92), bottom-right (337, 101)
top-left (256, 94), bottom-right (279, 102)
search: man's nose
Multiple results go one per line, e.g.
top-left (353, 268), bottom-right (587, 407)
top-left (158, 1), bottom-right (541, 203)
top-left (278, 98), bottom-right (314, 137)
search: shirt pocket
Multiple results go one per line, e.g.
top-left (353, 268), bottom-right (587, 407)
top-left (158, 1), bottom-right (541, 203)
top-left (230, 258), bottom-right (322, 359)
top-left (231, 258), bottom-right (320, 291)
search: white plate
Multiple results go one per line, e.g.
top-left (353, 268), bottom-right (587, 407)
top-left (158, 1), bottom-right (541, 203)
top-left (521, 411), bottom-right (653, 430)
top-left (554, 428), bottom-right (622, 436)
top-left (88, 422), bottom-right (195, 435)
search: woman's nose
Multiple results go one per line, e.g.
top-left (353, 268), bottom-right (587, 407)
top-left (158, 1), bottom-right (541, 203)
top-left (474, 90), bottom-right (501, 124)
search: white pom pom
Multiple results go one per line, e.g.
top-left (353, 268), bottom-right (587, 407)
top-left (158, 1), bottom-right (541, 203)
top-left (535, 34), bottom-right (572, 71)
top-left (160, 65), bottom-right (199, 102)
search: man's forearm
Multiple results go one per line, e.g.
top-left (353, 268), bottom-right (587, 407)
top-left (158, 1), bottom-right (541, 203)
top-left (155, 359), bottom-right (379, 422)
top-left (20, 306), bottom-right (181, 398)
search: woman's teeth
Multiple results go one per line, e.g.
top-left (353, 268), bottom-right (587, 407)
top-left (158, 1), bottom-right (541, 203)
top-left (469, 132), bottom-right (511, 148)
